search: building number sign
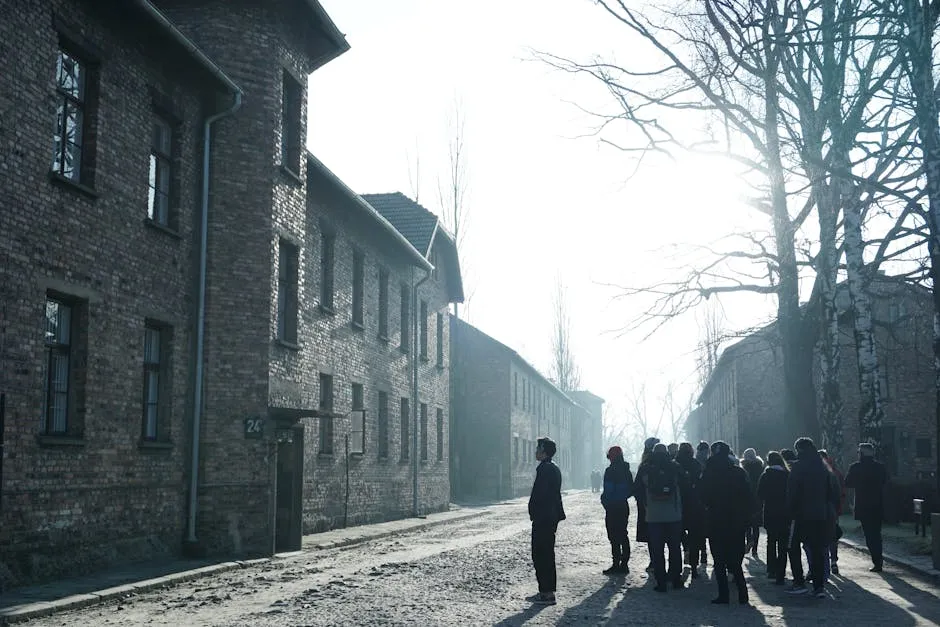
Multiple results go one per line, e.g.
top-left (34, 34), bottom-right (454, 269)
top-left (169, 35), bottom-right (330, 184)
top-left (244, 417), bottom-right (264, 439)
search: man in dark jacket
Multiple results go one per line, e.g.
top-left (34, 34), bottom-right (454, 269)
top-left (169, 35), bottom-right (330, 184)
top-left (601, 446), bottom-right (634, 574)
top-left (702, 440), bottom-right (753, 605)
top-left (528, 437), bottom-right (566, 605)
top-left (675, 442), bottom-right (705, 578)
top-left (786, 437), bottom-right (836, 598)
top-left (845, 442), bottom-right (889, 572)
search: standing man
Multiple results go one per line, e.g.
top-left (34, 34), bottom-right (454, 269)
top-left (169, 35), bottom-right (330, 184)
top-left (640, 442), bottom-right (688, 592)
top-left (601, 446), bottom-right (633, 574)
top-left (845, 442), bottom-right (888, 572)
top-left (528, 437), bottom-right (566, 605)
top-left (702, 441), bottom-right (753, 604)
top-left (786, 437), bottom-right (835, 598)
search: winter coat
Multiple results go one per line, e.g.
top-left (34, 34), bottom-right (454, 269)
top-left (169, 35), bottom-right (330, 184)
top-left (639, 452), bottom-right (686, 524)
top-left (675, 453), bottom-right (705, 530)
top-left (601, 460), bottom-right (633, 509)
top-left (701, 453), bottom-right (754, 537)
top-left (845, 457), bottom-right (888, 521)
top-left (742, 458), bottom-right (765, 523)
top-left (787, 450), bottom-right (836, 523)
top-left (757, 465), bottom-right (789, 531)
top-left (529, 459), bottom-right (566, 527)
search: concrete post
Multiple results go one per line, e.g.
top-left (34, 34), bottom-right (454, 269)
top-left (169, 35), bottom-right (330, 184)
top-left (933, 513), bottom-right (940, 570)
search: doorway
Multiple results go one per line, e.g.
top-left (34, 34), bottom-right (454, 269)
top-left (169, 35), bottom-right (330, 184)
top-left (275, 425), bottom-right (304, 553)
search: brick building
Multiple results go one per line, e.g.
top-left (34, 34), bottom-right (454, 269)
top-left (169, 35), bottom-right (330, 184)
top-left (0, 0), bottom-right (462, 587)
top-left (450, 318), bottom-right (601, 499)
top-left (689, 276), bottom-right (937, 485)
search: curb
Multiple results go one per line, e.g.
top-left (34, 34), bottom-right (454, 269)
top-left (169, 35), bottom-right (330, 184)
top-left (0, 509), bottom-right (490, 625)
top-left (838, 536), bottom-right (940, 583)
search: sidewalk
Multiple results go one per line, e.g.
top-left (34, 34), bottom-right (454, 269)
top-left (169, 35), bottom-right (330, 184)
top-left (0, 506), bottom-right (490, 625)
top-left (838, 519), bottom-right (940, 583)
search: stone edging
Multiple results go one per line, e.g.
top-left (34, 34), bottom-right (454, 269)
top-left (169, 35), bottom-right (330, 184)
top-left (838, 536), bottom-right (940, 583)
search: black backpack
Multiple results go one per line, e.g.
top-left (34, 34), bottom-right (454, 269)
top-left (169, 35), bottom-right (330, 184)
top-left (647, 462), bottom-right (678, 502)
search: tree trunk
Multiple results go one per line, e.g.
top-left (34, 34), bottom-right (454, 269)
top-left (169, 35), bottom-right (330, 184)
top-left (901, 0), bottom-right (940, 498)
top-left (763, 3), bottom-right (819, 442)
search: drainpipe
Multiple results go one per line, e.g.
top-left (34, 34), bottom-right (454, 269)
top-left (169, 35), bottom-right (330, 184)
top-left (187, 91), bottom-right (242, 546)
top-left (412, 266), bottom-right (431, 517)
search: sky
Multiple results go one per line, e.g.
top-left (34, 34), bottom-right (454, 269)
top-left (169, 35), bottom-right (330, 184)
top-left (308, 0), bottom-right (777, 441)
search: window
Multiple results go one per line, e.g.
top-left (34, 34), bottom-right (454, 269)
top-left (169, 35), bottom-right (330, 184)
top-left (378, 391), bottom-right (389, 458)
top-left (419, 301), bottom-right (429, 360)
top-left (352, 250), bottom-right (364, 327)
top-left (142, 323), bottom-right (170, 441)
top-left (513, 436), bottom-right (519, 464)
top-left (436, 408), bottom-right (444, 461)
top-left (400, 285), bottom-right (411, 351)
top-left (42, 298), bottom-right (72, 434)
top-left (523, 379), bottom-right (527, 410)
top-left (878, 365), bottom-right (890, 401)
top-left (320, 232), bottom-right (335, 311)
top-left (430, 249), bottom-right (440, 282)
top-left (350, 383), bottom-right (364, 454)
top-left (436, 312), bottom-right (445, 367)
top-left (148, 117), bottom-right (173, 225)
top-left (420, 403), bottom-right (428, 461)
top-left (52, 46), bottom-right (92, 184)
top-left (915, 438), bottom-right (931, 459)
top-left (277, 239), bottom-right (299, 343)
top-left (281, 70), bottom-right (302, 173)
top-left (400, 397), bottom-right (410, 460)
top-left (378, 269), bottom-right (389, 339)
top-left (319, 373), bottom-right (333, 454)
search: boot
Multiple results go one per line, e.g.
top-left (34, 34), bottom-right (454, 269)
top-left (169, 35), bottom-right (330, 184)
top-left (604, 543), bottom-right (622, 575)
top-left (619, 542), bottom-right (630, 573)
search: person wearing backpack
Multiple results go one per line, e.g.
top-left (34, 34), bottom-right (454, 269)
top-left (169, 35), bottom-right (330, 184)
top-left (640, 442), bottom-right (688, 592)
top-left (601, 446), bottom-right (634, 574)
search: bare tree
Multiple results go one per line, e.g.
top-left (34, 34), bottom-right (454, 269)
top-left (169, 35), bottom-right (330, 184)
top-left (550, 279), bottom-right (581, 392)
top-left (695, 302), bottom-right (726, 392)
top-left (405, 137), bottom-right (421, 204)
top-left (437, 98), bottom-right (471, 319)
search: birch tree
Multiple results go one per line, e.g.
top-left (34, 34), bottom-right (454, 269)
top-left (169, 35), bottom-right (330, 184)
top-left (550, 279), bottom-right (582, 392)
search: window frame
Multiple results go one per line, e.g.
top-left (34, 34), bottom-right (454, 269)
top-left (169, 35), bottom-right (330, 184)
top-left (320, 231), bottom-right (335, 313)
top-left (420, 402), bottom-right (428, 461)
top-left (148, 116), bottom-right (174, 227)
top-left (51, 45), bottom-right (88, 184)
top-left (277, 239), bottom-right (300, 343)
top-left (350, 383), bottom-right (365, 455)
top-left (399, 285), bottom-right (411, 352)
top-left (419, 300), bottom-right (429, 360)
top-left (436, 408), bottom-right (444, 461)
top-left (378, 268), bottom-right (389, 339)
top-left (280, 70), bottom-right (303, 175)
top-left (378, 391), bottom-right (389, 459)
top-left (42, 297), bottom-right (73, 435)
top-left (436, 312), bottom-right (445, 367)
top-left (141, 322), bottom-right (171, 442)
top-left (352, 249), bottom-right (365, 328)
top-left (319, 373), bottom-right (334, 454)
top-left (400, 397), bottom-right (410, 460)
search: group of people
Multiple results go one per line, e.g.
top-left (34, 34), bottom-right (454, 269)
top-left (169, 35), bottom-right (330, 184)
top-left (526, 434), bottom-right (889, 607)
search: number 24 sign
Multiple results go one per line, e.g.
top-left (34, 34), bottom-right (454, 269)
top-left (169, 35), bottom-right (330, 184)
top-left (244, 417), bottom-right (264, 439)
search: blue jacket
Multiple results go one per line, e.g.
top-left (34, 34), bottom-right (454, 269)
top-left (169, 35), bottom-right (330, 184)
top-left (601, 460), bottom-right (633, 509)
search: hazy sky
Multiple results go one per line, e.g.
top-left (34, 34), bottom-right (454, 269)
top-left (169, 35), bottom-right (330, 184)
top-left (308, 0), bottom-right (776, 439)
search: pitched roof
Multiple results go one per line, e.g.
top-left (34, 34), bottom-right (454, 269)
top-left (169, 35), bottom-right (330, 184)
top-left (361, 193), bottom-right (439, 256)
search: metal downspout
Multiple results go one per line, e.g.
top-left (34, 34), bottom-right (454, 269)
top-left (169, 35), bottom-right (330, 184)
top-left (412, 266), bottom-right (431, 517)
top-left (187, 91), bottom-right (242, 545)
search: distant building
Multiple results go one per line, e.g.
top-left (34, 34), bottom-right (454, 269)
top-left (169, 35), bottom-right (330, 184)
top-left (568, 390), bottom-right (605, 486)
top-left (449, 318), bottom-right (601, 499)
top-left (689, 275), bottom-right (936, 484)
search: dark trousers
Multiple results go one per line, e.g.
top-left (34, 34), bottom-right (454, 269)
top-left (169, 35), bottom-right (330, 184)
top-left (531, 523), bottom-right (557, 593)
top-left (766, 526), bottom-right (788, 582)
top-left (746, 524), bottom-right (760, 552)
top-left (710, 528), bottom-right (747, 602)
top-left (860, 517), bottom-right (883, 567)
top-left (789, 520), bottom-right (827, 591)
top-left (648, 521), bottom-right (683, 586)
top-left (605, 505), bottom-right (630, 565)
top-left (682, 526), bottom-right (705, 568)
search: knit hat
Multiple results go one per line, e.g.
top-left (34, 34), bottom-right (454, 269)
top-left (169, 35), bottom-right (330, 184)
top-left (607, 446), bottom-right (624, 459)
top-left (644, 437), bottom-right (661, 451)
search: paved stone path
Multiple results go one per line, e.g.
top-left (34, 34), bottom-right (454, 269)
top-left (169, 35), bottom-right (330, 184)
top-left (10, 491), bottom-right (940, 625)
